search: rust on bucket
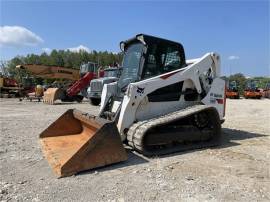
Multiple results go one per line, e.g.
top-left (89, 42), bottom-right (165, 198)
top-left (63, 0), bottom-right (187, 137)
top-left (39, 109), bottom-right (127, 177)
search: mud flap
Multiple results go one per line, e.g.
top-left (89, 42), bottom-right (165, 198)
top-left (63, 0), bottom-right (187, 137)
top-left (43, 88), bottom-right (65, 104)
top-left (39, 109), bottom-right (127, 177)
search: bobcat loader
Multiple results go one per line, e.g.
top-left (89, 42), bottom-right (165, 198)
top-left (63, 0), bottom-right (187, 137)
top-left (39, 34), bottom-right (226, 177)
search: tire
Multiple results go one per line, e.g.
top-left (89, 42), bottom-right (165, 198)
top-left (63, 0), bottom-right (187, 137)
top-left (90, 98), bottom-right (101, 106)
top-left (74, 95), bottom-right (84, 103)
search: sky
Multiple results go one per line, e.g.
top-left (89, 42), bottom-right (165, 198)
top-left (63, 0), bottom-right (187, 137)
top-left (0, 0), bottom-right (269, 76)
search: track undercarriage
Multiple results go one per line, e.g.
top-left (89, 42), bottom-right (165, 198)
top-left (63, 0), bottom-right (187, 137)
top-left (127, 105), bottom-right (221, 156)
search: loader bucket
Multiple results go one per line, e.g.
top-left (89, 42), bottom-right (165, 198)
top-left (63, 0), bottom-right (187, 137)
top-left (43, 88), bottom-right (64, 104)
top-left (39, 109), bottom-right (127, 177)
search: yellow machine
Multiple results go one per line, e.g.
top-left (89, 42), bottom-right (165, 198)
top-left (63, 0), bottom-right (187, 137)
top-left (16, 64), bottom-right (81, 103)
top-left (17, 63), bottom-right (98, 104)
top-left (25, 85), bottom-right (44, 102)
top-left (16, 64), bottom-right (80, 81)
top-left (0, 76), bottom-right (22, 98)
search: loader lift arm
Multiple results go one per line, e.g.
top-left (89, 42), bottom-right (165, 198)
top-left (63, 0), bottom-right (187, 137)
top-left (66, 72), bottom-right (96, 97)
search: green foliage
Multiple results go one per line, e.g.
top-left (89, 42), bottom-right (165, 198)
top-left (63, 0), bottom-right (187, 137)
top-left (2, 50), bottom-right (269, 91)
top-left (253, 77), bottom-right (270, 89)
top-left (3, 49), bottom-right (123, 85)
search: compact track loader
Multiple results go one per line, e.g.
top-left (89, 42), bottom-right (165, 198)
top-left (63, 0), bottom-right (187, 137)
top-left (39, 34), bottom-right (226, 177)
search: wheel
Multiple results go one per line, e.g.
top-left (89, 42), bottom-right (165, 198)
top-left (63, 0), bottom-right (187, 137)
top-left (90, 98), bottom-right (101, 106)
top-left (74, 95), bottom-right (84, 103)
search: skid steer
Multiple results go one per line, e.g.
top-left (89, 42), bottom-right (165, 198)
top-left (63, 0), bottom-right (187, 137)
top-left (39, 34), bottom-right (226, 177)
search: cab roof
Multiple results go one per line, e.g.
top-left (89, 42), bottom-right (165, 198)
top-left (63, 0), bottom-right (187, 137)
top-left (120, 34), bottom-right (185, 53)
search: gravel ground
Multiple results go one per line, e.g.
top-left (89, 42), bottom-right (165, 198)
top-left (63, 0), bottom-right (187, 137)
top-left (0, 98), bottom-right (269, 202)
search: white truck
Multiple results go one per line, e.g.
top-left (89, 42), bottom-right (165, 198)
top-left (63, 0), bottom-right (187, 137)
top-left (87, 67), bottom-right (121, 105)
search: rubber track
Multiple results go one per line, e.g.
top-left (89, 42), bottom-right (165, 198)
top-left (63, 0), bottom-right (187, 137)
top-left (127, 105), bottom-right (221, 156)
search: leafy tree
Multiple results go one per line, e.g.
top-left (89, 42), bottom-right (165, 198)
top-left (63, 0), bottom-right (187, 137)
top-left (4, 49), bottom-right (123, 85)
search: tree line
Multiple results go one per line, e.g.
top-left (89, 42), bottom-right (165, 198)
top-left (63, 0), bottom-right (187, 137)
top-left (0, 51), bottom-right (269, 93)
top-left (0, 49), bottom-right (123, 81)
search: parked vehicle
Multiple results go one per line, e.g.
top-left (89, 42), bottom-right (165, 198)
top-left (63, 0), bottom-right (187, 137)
top-left (88, 67), bottom-right (122, 105)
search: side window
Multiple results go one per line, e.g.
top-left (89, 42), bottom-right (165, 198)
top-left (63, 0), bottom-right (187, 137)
top-left (143, 45), bottom-right (183, 79)
top-left (144, 53), bottom-right (157, 79)
top-left (162, 50), bottom-right (181, 72)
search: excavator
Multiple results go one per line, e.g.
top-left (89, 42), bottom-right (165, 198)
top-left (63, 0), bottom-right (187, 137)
top-left (43, 62), bottom-right (99, 104)
top-left (225, 80), bottom-right (240, 99)
top-left (16, 64), bottom-right (80, 101)
top-left (17, 62), bottom-right (99, 104)
top-left (39, 34), bottom-right (226, 177)
top-left (244, 80), bottom-right (262, 99)
top-left (16, 64), bottom-right (80, 80)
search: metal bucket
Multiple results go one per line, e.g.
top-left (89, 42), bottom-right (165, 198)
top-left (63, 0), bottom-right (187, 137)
top-left (43, 88), bottom-right (65, 104)
top-left (39, 109), bottom-right (127, 177)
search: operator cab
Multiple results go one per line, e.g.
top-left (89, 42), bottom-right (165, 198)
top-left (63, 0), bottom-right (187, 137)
top-left (228, 81), bottom-right (238, 91)
top-left (119, 34), bottom-right (186, 88)
top-left (246, 80), bottom-right (259, 91)
top-left (80, 62), bottom-right (98, 77)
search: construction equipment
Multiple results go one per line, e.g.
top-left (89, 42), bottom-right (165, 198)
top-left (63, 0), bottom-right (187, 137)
top-left (244, 80), bottom-right (262, 99)
top-left (42, 62), bottom-right (98, 104)
top-left (88, 67), bottom-right (122, 105)
top-left (225, 80), bottom-right (240, 99)
top-left (0, 75), bottom-right (22, 98)
top-left (22, 84), bottom-right (44, 102)
top-left (16, 64), bottom-right (80, 81)
top-left (39, 34), bottom-right (226, 177)
top-left (16, 64), bottom-right (81, 101)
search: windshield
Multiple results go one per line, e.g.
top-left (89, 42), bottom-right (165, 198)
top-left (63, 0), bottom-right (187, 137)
top-left (104, 69), bottom-right (118, 77)
top-left (247, 81), bottom-right (258, 89)
top-left (229, 81), bottom-right (237, 89)
top-left (118, 43), bottom-right (144, 87)
top-left (80, 63), bottom-right (96, 74)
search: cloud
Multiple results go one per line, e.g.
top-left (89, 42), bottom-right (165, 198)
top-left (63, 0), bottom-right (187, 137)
top-left (0, 26), bottom-right (43, 47)
top-left (228, 55), bottom-right (240, 60)
top-left (67, 45), bottom-right (91, 53)
top-left (41, 47), bottom-right (52, 54)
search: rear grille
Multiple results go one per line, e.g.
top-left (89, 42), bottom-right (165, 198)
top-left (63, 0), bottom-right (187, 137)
top-left (90, 81), bottom-right (102, 92)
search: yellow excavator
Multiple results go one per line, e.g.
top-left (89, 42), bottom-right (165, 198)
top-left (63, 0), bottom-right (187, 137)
top-left (39, 34), bottom-right (226, 177)
top-left (16, 63), bottom-right (98, 103)
top-left (16, 64), bottom-right (80, 81)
